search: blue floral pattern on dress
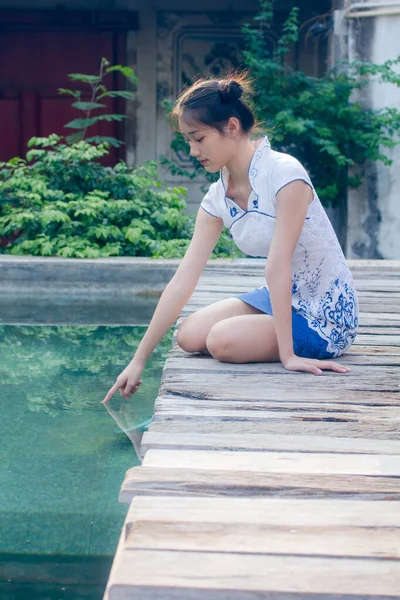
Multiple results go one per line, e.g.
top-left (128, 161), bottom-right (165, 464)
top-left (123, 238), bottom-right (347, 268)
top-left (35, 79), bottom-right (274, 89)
top-left (292, 246), bottom-right (359, 357)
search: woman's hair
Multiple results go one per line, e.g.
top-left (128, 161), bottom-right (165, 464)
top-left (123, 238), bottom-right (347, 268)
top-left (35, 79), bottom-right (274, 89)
top-left (171, 71), bottom-right (258, 136)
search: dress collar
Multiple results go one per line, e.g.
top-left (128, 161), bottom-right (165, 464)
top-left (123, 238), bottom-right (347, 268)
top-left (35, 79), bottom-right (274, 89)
top-left (220, 135), bottom-right (271, 197)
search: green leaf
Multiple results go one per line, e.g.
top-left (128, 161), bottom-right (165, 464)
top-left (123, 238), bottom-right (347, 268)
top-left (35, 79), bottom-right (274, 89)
top-left (26, 149), bottom-right (46, 162)
top-left (95, 114), bottom-right (127, 122)
top-left (105, 65), bottom-right (138, 83)
top-left (58, 88), bottom-right (80, 98)
top-left (64, 117), bottom-right (98, 129)
top-left (65, 132), bottom-right (84, 144)
top-left (125, 227), bottom-right (143, 244)
top-left (7, 156), bottom-right (25, 165)
top-left (71, 101), bottom-right (107, 111)
top-left (67, 74), bottom-right (101, 84)
top-left (85, 136), bottom-right (123, 148)
top-left (97, 90), bottom-right (135, 100)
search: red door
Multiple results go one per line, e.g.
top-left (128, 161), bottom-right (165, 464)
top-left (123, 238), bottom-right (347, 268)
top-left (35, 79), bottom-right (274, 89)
top-left (0, 10), bottom-right (137, 165)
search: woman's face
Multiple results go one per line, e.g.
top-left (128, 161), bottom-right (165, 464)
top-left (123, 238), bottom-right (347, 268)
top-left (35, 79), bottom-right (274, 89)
top-left (179, 119), bottom-right (236, 173)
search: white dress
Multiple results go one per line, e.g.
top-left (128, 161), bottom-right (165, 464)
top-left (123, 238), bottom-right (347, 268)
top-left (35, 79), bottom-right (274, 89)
top-left (200, 136), bottom-right (359, 358)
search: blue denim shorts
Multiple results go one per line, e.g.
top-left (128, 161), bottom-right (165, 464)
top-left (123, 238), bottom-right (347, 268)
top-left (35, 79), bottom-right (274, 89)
top-left (237, 286), bottom-right (336, 360)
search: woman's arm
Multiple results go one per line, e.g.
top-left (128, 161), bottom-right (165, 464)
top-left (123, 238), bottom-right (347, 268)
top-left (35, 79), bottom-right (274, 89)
top-left (102, 208), bottom-right (223, 403)
top-left (134, 208), bottom-right (223, 363)
top-left (265, 180), bottom-right (350, 375)
top-left (265, 180), bottom-right (310, 363)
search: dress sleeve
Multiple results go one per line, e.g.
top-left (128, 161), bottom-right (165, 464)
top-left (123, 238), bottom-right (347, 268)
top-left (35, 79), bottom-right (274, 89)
top-left (271, 155), bottom-right (314, 198)
top-left (200, 181), bottom-right (222, 219)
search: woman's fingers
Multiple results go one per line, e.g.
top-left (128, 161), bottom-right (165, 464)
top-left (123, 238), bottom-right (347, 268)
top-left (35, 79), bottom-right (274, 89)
top-left (317, 361), bottom-right (351, 373)
top-left (102, 381), bottom-right (121, 404)
top-left (103, 378), bottom-right (143, 404)
top-left (120, 380), bottom-right (143, 399)
top-left (301, 358), bottom-right (351, 373)
top-left (307, 365), bottom-right (323, 375)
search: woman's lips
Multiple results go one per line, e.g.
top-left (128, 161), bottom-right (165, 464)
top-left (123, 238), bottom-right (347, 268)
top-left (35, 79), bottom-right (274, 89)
top-left (200, 159), bottom-right (208, 164)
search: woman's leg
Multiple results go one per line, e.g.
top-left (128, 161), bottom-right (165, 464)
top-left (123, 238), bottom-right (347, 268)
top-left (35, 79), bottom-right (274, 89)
top-left (176, 298), bottom-right (263, 354)
top-left (206, 314), bottom-right (280, 363)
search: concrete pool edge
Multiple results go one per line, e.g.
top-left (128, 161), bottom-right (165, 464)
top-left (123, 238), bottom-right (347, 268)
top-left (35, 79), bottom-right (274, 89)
top-left (1, 256), bottom-right (398, 295)
top-left (0, 256), bottom-right (268, 295)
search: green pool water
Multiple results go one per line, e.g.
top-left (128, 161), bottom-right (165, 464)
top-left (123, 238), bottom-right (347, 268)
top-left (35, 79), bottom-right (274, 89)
top-left (0, 322), bottom-right (172, 599)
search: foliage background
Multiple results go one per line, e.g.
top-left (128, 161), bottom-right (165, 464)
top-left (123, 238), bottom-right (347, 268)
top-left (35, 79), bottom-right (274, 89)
top-left (163, 0), bottom-right (400, 208)
top-left (1, 0), bottom-right (400, 258)
top-left (0, 135), bottom-right (239, 258)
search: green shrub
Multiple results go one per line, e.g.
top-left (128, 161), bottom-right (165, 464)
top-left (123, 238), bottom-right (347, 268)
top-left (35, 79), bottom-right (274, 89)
top-left (162, 0), bottom-right (400, 207)
top-left (59, 56), bottom-right (137, 148)
top-left (0, 135), bottom-right (239, 258)
top-left (242, 0), bottom-right (400, 206)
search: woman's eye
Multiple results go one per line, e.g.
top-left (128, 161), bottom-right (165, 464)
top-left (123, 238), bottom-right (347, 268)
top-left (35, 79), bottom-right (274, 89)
top-left (195, 137), bottom-right (205, 143)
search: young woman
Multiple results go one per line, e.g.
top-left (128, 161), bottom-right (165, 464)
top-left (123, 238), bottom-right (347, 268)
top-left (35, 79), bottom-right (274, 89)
top-left (102, 74), bottom-right (359, 404)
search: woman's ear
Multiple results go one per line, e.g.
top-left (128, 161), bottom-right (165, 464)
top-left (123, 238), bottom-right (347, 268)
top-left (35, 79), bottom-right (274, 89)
top-left (226, 117), bottom-right (241, 137)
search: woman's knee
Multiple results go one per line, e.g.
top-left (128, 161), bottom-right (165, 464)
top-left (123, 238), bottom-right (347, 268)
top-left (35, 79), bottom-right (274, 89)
top-left (176, 315), bottom-right (207, 353)
top-left (206, 322), bottom-right (238, 363)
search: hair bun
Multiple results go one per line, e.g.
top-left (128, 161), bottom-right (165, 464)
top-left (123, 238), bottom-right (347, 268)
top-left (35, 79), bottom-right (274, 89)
top-left (219, 80), bottom-right (243, 103)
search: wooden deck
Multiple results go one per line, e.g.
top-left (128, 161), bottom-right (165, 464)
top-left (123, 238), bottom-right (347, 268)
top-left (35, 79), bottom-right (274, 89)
top-left (104, 259), bottom-right (400, 599)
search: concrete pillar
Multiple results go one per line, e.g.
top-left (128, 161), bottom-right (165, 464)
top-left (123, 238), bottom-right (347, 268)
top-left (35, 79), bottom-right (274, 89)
top-left (130, 5), bottom-right (157, 166)
top-left (334, 1), bottom-right (400, 259)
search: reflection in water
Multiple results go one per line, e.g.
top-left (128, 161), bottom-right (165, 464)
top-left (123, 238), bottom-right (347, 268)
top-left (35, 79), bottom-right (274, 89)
top-left (0, 324), bottom-right (172, 558)
top-left (104, 398), bottom-right (151, 462)
top-left (0, 319), bottom-right (171, 599)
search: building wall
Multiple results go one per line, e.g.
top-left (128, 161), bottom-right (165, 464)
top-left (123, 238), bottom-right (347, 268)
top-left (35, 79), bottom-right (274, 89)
top-left (1, 0), bottom-right (339, 231)
top-left (334, 1), bottom-right (400, 259)
top-left (129, 0), bottom-right (331, 213)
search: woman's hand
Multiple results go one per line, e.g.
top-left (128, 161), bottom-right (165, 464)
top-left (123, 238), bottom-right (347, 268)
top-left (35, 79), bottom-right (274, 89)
top-left (282, 353), bottom-right (351, 376)
top-left (102, 359), bottom-right (145, 404)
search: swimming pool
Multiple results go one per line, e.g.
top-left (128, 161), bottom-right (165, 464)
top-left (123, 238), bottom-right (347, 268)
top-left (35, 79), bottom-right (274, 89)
top-left (0, 314), bottom-right (172, 599)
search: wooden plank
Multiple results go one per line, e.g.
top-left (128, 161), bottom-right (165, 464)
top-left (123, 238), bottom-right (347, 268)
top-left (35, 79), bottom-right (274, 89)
top-left (360, 312), bottom-right (400, 320)
top-left (345, 345), bottom-right (400, 355)
top-left (124, 496), bottom-right (400, 559)
top-left (156, 391), bottom-right (400, 409)
top-left (153, 400), bottom-right (400, 423)
top-left (126, 496), bottom-right (400, 527)
top-left (160, 372), bottom-right (400, 392)
top-left (140, 431), bottom-right (400, 456)
top-left (358, 314), bottom-right (400, 327)
top-left (119, 466), bottom-right (400, 503)
top-left (103, 525), bottom-right (125, 600)
top-left (354, 334), bottom-right (400, 345)
top-left (126, 520), bottom-right (400, 559)
top-left (107, 550), bottom-right (400, 598)
top-left (142, 449), bottom-right (400, 476)
top-left (160, 376), bottom-right (400, 397)
top-left (163, 357), bottom-right (400, 375)
top-left (351, 327), bottom-right (400, 335)
top-left (147, 417), bottom-right (400, 440)
top-left (155, 391), bottom-right (400, 409)
top-left (156, 391), bottom-right (400, 411)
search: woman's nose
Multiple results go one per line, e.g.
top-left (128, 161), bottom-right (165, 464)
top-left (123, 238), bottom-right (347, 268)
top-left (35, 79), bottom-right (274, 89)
top-left (189, 144), bottom-right (199, 157)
